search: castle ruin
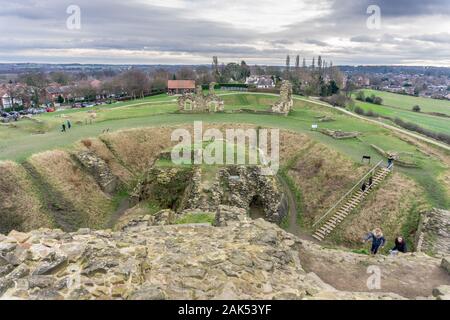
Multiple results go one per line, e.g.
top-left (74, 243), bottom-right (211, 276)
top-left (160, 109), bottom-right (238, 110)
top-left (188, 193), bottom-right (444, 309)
top-left (178, 83), bottom-right (224, 113)
top-left (270, 80), bottom-right (293, 115)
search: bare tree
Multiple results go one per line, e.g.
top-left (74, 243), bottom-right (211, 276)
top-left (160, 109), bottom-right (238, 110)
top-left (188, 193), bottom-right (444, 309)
top-left (151, 68), bottom-right (170, 91)
top-left (176, 67), bottom-right (196, 80)
top-left (17, 72), bottom-right (49, 106)
top-left (120, 69), bottom-right (151, 99)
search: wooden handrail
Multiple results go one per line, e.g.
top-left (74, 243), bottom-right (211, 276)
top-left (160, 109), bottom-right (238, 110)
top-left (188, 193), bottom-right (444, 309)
top-left (312, 160), bottom-right (384, 227)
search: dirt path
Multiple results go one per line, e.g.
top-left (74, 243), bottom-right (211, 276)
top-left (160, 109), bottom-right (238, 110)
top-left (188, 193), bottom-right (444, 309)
top-left (107, 197), bottom-right (131, 228)
top-left (298, 241), bottom-right (450, 299)
top-left (277, 175), bottom-right (317, 242)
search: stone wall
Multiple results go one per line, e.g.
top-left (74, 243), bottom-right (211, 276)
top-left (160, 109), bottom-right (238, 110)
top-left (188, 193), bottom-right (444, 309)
top-left (182, 165), bottom-right (288, 224)
top-left (219, 166), bottom-right (288, 223)
top-left (0, 210), bottom-right (411, 300)
top-left (73, 151), bottom-right (119, 194)
top-left (178, 83), bottom-right (224, 113)
top-left (130, 167), bottom-right (193, 211)
top-left (417, 208), bottom-right (450, 257)
top-left (270, 80), bottom-right (293, 115)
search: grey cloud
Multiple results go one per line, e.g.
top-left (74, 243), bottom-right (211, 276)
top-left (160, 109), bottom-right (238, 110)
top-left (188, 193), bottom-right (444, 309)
top-left (410, 33), bottom-right (450, 44)
top-left (303, 39), bottom-right (329, 47)
top-left (0, 0), bottom-right (448, 65)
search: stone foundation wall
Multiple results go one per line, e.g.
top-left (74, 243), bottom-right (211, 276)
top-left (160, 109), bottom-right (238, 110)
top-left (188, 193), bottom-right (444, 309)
top-left (417, 208), bottom-right (450, 257)
top-left (73, 151), bottom-right (119, 194)
top-left (219, 166), bottom-right (288, 223)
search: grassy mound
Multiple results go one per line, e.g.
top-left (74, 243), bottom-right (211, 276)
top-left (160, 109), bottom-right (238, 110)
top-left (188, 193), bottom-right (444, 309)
top-left (0, 161), bottom-right (52, 233)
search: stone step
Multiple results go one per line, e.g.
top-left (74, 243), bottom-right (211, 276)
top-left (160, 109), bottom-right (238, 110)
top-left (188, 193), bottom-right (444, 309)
top-left (312, 234), bottom-right (324, 241)
top-left (330, 216), bottom-right (345, 223)
top-left (335, 213), bottom-right (347, 219)
top-left (324, 221), bottom-right (336, 227)
top-left (321, 224), bottom-right (334, 232)
top-left (314, 167), bottom-right (392, 241)
top-left (335, 211), bottom-right (348, 217)
top-left (316, 229), bottom-right (327, 236)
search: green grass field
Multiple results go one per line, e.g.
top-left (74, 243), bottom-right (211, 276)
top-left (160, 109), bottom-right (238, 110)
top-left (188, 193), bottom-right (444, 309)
top-left (353, 100), bottom-right (450, 136)
top-left (358, 89), bottom-right (450, 115)
top-left (1, 92), bottom-right (449, 208)
top-left (351, 89), bottom-right (450, 142)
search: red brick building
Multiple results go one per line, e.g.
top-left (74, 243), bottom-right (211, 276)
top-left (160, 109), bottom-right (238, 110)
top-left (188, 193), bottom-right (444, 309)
top-left (167, 80), bottom-right (195, 95)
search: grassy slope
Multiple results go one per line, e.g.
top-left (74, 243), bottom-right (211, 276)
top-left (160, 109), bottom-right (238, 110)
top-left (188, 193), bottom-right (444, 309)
top-left (1, 93), bottom-right (448, 207)
top-left (359, 89), bottom-right (450, 115)
top-left (0, 161), bottom-right (53, 233)
top-left (353, 100), bottom-right (450, 136)
top-left (0, 92), bottom-right (449, 236)
top-left (28, 150), bottom-right (115, 229)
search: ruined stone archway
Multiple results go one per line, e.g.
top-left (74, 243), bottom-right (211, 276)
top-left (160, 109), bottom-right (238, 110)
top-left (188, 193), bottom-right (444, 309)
top-left (249, 194), bottom-right (265, 220)
top-left (208, 101), bottom-right (218, 112)
top-left (184, 101), bottom-right (192, 111)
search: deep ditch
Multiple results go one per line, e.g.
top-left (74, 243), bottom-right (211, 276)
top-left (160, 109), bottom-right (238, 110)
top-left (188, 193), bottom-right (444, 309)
top-left (21, 161), bottom-right (87, 232)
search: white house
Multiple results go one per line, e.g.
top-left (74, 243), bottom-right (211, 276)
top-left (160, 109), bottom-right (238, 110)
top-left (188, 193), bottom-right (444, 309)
top-left (1, 94), bottom-right (12, 109)
top-left (245, 76), bottom-right (275, 89)
top-left (1, 94), bottom-right (23, 109)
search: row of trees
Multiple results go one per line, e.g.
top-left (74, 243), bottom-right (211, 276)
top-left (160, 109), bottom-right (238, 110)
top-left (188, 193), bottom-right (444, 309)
top-left (4, 55), bottom-right (353, 108)
top-left (283, 55), bottom-right (346, 97)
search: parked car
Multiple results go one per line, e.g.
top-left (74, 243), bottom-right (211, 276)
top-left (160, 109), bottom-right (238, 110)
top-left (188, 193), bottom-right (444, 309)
top-left (46, 107), bottom-right (55, 112)
top-left (9, 111), bottom-right (20, 120)
top-left (1, 112), bottom-right (14, 123)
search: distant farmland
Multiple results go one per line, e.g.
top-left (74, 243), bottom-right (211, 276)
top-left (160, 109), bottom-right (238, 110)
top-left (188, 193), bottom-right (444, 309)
top-left (353, 89), bottom-right (450, 139)
top-left (359, 89), bottom-right (450, 116)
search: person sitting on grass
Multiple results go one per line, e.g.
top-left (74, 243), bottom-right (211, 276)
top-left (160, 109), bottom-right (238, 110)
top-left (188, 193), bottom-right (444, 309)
top-left (363, 228), bottom-right (385, 255)
top-left (390, 236), bottom-right (407, 255)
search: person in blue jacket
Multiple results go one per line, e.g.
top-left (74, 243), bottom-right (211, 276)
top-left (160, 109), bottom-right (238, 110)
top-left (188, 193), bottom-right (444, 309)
top-left (363, 228), bottom-right (385, 255)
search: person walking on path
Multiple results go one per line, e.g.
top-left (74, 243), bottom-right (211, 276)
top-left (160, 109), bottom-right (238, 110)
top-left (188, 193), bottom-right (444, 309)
top-left (67, 119), bottom-right (72, 129)
top-left (387, 155), bottom-right (394, 170)
top-left (361, 181), bottom-right (367, 193)
top-left (363, 228), bottom-right (385, 255)
top-left (61, 123), bottom-right (66, 132)
top-left (368, 174), bottom-right (373, 189)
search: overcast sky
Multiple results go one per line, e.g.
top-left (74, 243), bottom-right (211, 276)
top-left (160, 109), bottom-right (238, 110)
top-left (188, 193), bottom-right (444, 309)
top-left (0, 0), bottom-right (449, 66)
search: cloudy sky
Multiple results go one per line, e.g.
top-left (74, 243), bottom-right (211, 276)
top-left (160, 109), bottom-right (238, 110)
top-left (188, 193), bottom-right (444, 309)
top-left (0, 0), bottom-right (449, 66)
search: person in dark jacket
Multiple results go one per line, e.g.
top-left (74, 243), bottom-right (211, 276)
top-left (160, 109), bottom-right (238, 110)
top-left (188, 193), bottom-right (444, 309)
top-left (387, 156), bottom-right (394, 170)
top-left (391, 236), bottom-right (407, 254)
top-left (361, 182), bottom-right (367, 192)
top-left (67, 119), bottom-right (72, 129)
top-left (368, 175), bottom-right (373, 189)
top-left (363, 228), bottom-right (385, 255)
top-left (61, 123), bottom-right (66, 132)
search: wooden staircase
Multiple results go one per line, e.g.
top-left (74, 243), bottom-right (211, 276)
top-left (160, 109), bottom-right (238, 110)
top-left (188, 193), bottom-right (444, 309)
top-left (312, 164), bottom-right (391, 242)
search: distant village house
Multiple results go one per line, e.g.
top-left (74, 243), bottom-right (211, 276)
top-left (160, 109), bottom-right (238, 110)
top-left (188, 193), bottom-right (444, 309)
top-left (168, 80), bottom-right (196, 95)
top-left (245, 76), bottom-right (275, 89)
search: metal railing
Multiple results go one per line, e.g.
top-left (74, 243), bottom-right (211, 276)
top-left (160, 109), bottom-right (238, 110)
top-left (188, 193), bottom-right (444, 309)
top-left (312, 160), bottom-right (385, 228)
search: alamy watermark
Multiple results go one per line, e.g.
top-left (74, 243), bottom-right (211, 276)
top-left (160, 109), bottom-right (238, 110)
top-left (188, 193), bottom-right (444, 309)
top-left (170, 122), bottom-right (280, 175)
top-left (366, 5), bottom-right (381, 30)
top-left (66, 5), bottom-right (81, 30)
top-left (366, 265), bottom-right (381, 290)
